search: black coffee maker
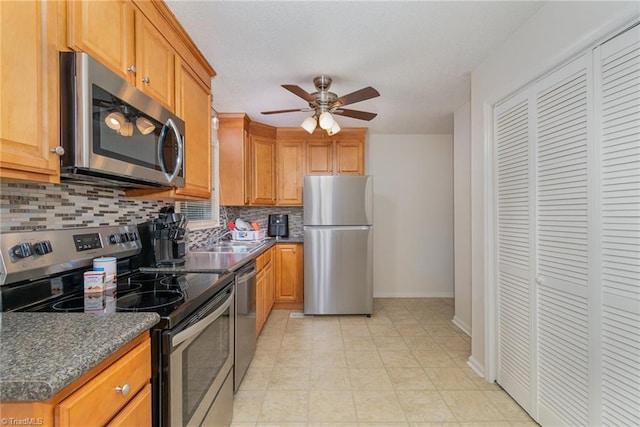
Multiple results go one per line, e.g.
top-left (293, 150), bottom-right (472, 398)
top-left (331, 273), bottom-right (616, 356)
top-left (138, 207), bottom-right (187, 267)
top-left (267, 214), bottom-right (289, 238)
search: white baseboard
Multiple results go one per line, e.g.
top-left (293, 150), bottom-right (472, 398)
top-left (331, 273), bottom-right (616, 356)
top-left (373, 291), bottom-right (454, 298)
top-left (467, 355), bottom-right (485, 378)
top-left (452, 315), bottom-right (471, 336)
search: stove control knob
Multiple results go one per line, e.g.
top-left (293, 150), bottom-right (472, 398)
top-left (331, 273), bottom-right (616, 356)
top-left (11, 243), bottom-right (33, 258)
top-left (33, 240), bottom-right (52, 255)
top-left (109, 234), bottom-right (122, 244)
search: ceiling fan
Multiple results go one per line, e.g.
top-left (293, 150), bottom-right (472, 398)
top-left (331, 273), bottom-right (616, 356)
top-left (261, 76), bottom-right (380, 134)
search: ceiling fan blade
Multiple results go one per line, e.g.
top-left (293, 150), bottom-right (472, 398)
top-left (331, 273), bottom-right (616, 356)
top-left (261, 108), bottom-right (310, 115)
top-left (332, 86), bottom-right (380, 108)
top-left (333, 108), bottom-right (377, 121)
top-left (282, 85), bottom-right (316, 103)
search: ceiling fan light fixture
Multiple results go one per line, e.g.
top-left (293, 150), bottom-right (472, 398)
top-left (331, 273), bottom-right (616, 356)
top-left (327, 120), bottom-right (341, 136)
top-left (119, 120), bottom-right (134, 137)
top-left (318, 111), bottom-right (334, 130)
top-left (136, 117), bottom-right (156, 135)
top-left (301, 116), bottom-right (317, 134)
top-left (105, 111), bottom-right (125, 131)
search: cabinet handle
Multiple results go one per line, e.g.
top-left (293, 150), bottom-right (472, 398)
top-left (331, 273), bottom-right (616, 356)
top-left (115, 383), bottom-right (131, 396)
top-left (142, 76), bottom-right (150, 84)
top-left (127, 65), bottom-right (137, 74)
top-left (50, 146), bottom-right (65, 156)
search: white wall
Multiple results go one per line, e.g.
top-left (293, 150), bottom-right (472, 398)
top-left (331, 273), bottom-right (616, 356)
top-left (367, 134), bottom-right (454, 298)
top-left (453, 102), bottom-right (471, 335)
top-left (469, 2), bottom-right (640, 378)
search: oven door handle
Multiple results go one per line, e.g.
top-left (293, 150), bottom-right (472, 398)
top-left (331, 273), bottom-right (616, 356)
top-left (171, 289), bottom-right (234, 348)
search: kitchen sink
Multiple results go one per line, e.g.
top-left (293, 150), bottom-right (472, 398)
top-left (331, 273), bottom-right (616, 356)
top-left (194, 240), bottom-right (267, 254)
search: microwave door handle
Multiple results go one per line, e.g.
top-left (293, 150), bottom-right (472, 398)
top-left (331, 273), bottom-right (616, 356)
top-left (157, 118), bottom-right (184, 184)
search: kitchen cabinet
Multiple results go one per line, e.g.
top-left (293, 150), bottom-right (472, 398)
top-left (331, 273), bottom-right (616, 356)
top-left (256, 247), bottom-right (274, 336)
top-left (335, 139), bottom-right (365, 175)
top-left (274, 243), bottom-right (304, 310)
top-left (277, 140), bottom-right (305, 205)
top-left (250, 135), bottom-right (276, 205)
top-left (278, 126), bottom-right (367, 179)
top-left (129, 58), bottom-right (212, 200)
top-left (66, 0), bottom-right (135, 82)
top-left (218, 115), bottom-right (278, 206)
top-left (0, 0), bottom-right (61, 184)
top-left (0, 333), bottom-right (151, 426)
top-left (68, 0), bottom-right (176, 111)
top-left (218, 113), bottom-right (251, 206)
top-left (305, 138), bottom-right (365, 175)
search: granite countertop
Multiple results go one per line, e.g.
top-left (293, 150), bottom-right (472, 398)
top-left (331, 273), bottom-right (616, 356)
top-left (141, 236), bottom-right (304, 274)
top-left (0, 312), bottom-right (160, 401)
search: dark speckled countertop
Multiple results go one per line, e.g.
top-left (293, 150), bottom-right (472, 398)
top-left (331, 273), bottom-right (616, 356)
top-left (140, 236), bottom-right (304, 274)
top-left (0, 312), bottom-right (160, 401)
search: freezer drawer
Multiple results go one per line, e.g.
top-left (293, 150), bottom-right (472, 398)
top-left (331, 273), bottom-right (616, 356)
top-left (304, 226), bottom-right (373, 315)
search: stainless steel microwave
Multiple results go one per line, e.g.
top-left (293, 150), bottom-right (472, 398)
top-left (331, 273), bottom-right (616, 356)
top-left (59, 52), bottom-right (185, 189)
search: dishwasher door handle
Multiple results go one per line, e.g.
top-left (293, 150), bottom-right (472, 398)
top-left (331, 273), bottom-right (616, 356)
top-left (237, 268), bottom-right (257, 284)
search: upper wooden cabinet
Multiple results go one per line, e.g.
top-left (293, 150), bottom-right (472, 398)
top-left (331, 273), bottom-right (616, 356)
top-left (218, 113), bottom-right (251, 206)
top-left (250, 135), bottom-right (276, 205)
top-left (277, 140), bottom-right (304, 205)
top-left (68, 0), bottom-right (176, 111)
top-left (67, 0), bottom-right (135, 81)
top-left (0, 0), bottom-right (61, 184)
top-left (218, 115), bottom-right (278, 206)
top-left (335, 139), bottom-right (365, 175)
top-left (134, 11), bottom-right (175, 111)
top-left (306, 140), bottom-right (334, 175)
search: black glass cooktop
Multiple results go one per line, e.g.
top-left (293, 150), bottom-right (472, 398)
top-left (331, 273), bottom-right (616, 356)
top-left (1, 270), bottom-right (233, 328)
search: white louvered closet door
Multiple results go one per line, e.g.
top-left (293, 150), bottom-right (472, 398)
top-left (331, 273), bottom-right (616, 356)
top-left (596, 24), bottom-right (640, 427)
top-left (495, 94), bottom-right (536, 414)
top-left (534, 54), bottom-right (592, 427)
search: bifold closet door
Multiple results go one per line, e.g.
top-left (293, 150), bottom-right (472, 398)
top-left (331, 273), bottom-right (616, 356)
top-left (596, 24), bottom-right (640, 427)
top-left (534, 53), bottom-right (591, 427)
top-left (495, 95), bottom-right (536, 413)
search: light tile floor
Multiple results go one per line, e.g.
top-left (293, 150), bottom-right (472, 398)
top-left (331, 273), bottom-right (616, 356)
top-left (231, 298), bottom-right (538, 427)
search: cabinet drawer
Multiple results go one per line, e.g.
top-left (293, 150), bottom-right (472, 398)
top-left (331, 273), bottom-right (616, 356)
top-left (57, 339), bottom-right (151, 426)
top-left (106, 383), bottom-right (152, 427)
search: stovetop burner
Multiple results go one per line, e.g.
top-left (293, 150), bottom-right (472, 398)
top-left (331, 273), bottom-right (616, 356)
top-left (117, 290), bottom-right (184, 311)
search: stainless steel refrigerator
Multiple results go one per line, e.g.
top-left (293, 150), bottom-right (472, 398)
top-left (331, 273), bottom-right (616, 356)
top-left (303, 175), bottom-right (373, 315)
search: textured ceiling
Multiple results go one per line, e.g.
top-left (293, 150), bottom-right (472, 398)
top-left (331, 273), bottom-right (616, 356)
top-left (166, 1), bottom-right (543, 134)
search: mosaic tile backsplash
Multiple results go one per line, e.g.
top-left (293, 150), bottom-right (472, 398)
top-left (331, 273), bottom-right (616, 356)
top-left (0, 180), bottom-right (302, 249)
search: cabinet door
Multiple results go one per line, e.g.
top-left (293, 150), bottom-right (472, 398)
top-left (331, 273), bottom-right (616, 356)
top-left (275, 244), bottom-right (303, 303)
top-left (218, 115), bottom-right (249, 206)
top-left (175, 58), bottom-right (211, 199)
top-left (336, 139), bottom-right (364, 175)
top-left (255, 269), bottom-right (265, 337)
top-left (135, 12), bottom-right (175, 111)
top-left (250, 136), bottom-right (276, 205)
top-left (265, 262), bottom-right (275, 314)
top-left (306, 140), bottom-right (333, 175)
top-left (277, 140), bottom-right (304, 205)
top-left (0, 0), bottom-right (60, 183)
top-left (106, 384), bottom-right (152, 427)
top-left (67, 0), bottom-right (135, 81)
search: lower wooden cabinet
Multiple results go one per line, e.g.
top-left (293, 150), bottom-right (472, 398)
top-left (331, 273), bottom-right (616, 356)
top-left (274, 243), bottom-right (304, 310)
top-left (256, 247), bottom-right (274, 336)
top-left (0, 334), bottom-right (151, 427)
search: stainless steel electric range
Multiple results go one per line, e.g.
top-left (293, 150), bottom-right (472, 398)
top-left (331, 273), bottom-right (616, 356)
top-left (0, 225), bottom-right (234, 426)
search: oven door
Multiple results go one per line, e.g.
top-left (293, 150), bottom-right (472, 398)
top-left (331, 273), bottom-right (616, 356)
top-left (164, 283), bottom-right (234, 427)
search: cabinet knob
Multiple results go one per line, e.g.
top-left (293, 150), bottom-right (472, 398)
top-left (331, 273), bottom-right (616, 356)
top-left (142, 76), bottom-right (150, 84)
top-left (127, 65), bottom-right (137, 74)
top-left (115, 383), bottom-right (131, 396)
top-left (50, 146), bottom-right (65, 156)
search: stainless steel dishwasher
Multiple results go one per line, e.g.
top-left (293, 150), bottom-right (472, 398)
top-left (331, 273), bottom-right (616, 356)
top-left (234, 260), bottom-right (257, 391)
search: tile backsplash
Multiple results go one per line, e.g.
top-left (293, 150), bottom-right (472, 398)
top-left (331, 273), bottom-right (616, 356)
top-left (0, 180), bottom-right (302, 249)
